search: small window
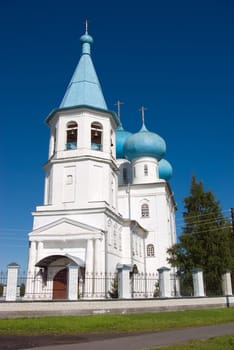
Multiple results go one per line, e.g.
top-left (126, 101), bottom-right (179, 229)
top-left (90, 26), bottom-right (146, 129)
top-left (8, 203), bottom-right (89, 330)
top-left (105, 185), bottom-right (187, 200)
top-left (144, 164), bottom-right (148, 176)
top-left (133, 167), bottom-right (136, 178)
top-left (91, 122), bottom-right (103, 151)
top-left (66, 122), bottom-right (78, 150)
top-left (141, 203), bottom-right (149, 218)
top-left (110, 129), bottom-right (114, 154)
top-left (66, 175), bottom-right (73, 185)
top-left (147, 244), bottom-right (155, 257)
top-left (123, 168), bottom-right (128, 184)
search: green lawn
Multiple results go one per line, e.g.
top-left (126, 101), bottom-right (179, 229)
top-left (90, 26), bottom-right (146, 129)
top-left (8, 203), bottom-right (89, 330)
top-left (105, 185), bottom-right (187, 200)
top-left (0, 308), bottom-right (233, 335)
top-left (152, 335), bottom-right (234, 350)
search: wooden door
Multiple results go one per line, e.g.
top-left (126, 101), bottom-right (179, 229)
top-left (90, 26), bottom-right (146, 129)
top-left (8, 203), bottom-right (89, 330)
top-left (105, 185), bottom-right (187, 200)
top-left (53, 268), bottom-right (67, 299)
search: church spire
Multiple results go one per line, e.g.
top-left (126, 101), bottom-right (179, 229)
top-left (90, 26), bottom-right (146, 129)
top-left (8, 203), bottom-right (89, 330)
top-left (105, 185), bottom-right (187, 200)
top-left (59, 25), bottom-right (108, 110)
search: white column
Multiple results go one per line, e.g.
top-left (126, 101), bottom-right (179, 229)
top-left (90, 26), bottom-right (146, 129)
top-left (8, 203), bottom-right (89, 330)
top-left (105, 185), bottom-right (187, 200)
top-left (192, 268), bottom-right (205, 297)
top-left (94, 238), bottom-right (101, 296)
top-left (37, 241), bottom-right (43, 262)
top-left (25, 241), bottom-right (37, 298)
top-left (222, 270), bottom-right (233, 296)
top-left (117, 264), bottom-right (132, 299)
top-left (6, 263), bottom-right (20, 301)
top-left (28, 241), bottom-right (37, 273)
top-left (48, 131), bottom-right (55, 158)
top-left (67, 263), bottom-right (79, 300)
top-left (94, 238), bottom-right (101, 273)
top-left (94, 238), bottom-right (106, 299)
top-left (157, 266), bottom-right (171, 298)
top-left (84, 239), bottom-right (94, 298)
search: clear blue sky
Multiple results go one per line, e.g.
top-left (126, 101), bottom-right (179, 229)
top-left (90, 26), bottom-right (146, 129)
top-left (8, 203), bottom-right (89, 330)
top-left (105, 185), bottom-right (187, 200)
top-left (1, 0), bottom-right (234, 271)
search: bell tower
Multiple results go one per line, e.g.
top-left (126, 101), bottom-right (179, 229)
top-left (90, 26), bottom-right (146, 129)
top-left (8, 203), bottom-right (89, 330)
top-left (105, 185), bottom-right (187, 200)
top-left (43, 28), bottom-right (120, 212)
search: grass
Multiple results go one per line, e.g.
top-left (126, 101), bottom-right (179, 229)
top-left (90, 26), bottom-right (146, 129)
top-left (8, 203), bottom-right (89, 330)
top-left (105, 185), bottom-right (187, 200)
top-left (0, 308), bottom-right (233, 335)
top-left (151, 335), bottom-right (234, 350)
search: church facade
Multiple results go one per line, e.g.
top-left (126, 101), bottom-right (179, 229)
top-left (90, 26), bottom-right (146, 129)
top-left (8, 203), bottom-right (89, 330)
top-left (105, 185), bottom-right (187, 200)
top-left (25, 28), bottom-right (176, 300)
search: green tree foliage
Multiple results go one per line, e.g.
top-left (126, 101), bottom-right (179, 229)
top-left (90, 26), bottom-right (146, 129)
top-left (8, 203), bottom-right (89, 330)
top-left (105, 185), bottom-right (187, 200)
top-left (108, 275), bottom-right (118, 298)
top-left (168, 176), bottom-right (234, 295)
top-left (19, 283), bottom-right (25, 297)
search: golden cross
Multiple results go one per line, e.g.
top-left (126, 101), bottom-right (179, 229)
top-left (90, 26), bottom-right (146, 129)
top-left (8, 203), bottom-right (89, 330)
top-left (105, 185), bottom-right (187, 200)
top-left (114, 100), bottom-right (124, 119)
top-left (139, 106), bottom-right (147, 124)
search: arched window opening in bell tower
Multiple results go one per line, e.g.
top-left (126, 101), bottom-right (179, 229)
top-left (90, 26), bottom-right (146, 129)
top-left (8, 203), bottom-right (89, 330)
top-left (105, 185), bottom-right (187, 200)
top-left (144, 164), bottom-right (148, 176)
top-left (141, 203), bottom-right (149, 217)
top-left (66, 121), bottom-right (78, 150)
top-left (147, 244), bottom-right (154, 257)
top-left (91, 122), bottom-right (103, 151)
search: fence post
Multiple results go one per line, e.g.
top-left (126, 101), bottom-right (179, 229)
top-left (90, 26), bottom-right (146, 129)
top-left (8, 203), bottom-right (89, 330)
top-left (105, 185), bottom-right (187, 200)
top-left (117, 264), bottom-right (132, 299)
top-left (6, 263), bottom-right (20, 301)
top-left (67, 263), bottom-right (79, 300)
top-left (192, 268), bottom-right (205, 297)
top-left (222, 269), bottom-right (233, 296)
top-left (157, 266), bottom-right (171, 298)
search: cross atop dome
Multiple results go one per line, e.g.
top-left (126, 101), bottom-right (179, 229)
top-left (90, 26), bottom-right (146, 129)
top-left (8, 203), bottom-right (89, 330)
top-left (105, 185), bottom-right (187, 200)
top-left (85, 19), bottom-right (89, 33)
top-left (139, 106), bottom-right (147, 125)
top-left (115, 100), bottom-right (124, 120)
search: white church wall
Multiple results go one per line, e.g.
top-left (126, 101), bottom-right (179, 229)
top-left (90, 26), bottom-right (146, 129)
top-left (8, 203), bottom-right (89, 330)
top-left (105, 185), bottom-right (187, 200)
top-left (117, 182), bottom-right (175, 273)
top-left (132, 157), bottom-right (159, 185)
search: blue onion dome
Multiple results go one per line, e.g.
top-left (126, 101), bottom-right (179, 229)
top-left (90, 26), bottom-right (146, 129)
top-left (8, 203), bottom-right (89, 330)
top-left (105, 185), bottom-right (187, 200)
top-left (116, 125), bottom-right (132, 158)
top-left (158, 159), bottom-right (173, 181)
top-left (80, 31), bottom-right (94, 55)
top-left (80, 32), bottom-right (94, 44)
top-left (123, 123), bottom-right (166, 161)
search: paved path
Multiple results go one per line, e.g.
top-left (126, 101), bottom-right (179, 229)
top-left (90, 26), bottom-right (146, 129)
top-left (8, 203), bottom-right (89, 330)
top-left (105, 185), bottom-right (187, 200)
top-left (28, 323), bottom-right (234, 350)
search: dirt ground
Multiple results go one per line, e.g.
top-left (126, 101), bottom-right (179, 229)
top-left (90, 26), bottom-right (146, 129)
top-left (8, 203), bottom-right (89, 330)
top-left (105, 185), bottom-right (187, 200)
top-left (0, 333), bottom-right (125, 350)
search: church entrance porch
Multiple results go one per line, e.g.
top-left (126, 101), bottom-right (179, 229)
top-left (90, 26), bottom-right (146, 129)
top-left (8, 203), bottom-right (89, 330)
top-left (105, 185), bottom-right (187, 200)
top-left (25, 254), bottom-right (86, 301)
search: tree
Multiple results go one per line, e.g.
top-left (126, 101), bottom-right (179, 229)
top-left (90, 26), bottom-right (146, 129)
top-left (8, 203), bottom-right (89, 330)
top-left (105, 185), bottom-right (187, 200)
top-left (108, 275), bottom-right (118, 298)
top-left (168, 175), bottom-right (234, 296)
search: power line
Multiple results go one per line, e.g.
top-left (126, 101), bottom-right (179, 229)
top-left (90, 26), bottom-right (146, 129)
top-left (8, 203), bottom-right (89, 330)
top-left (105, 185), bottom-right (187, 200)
top-left (175, 209), bottom-right (231, 222)
top-left (180, 224), bottom-right (232, 236)
top-left (175, 216), bottom-right (231, 229)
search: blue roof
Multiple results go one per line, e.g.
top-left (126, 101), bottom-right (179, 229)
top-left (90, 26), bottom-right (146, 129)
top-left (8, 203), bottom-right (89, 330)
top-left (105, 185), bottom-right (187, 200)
top-left (60, 31), bottom-right (107, 110)
top-left (116, 125), bottom-right (132, 159)
top-left (158, 159), bottom-right (173, 181)
top-left (123, 123), bottom-right (166, 161)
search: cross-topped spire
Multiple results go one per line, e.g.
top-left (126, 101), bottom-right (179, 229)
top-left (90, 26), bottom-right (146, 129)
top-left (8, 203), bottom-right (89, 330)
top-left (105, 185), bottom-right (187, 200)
top-left (139, 106), bottom-right (147, 125)
top-left (114, 100), bottom-right (124, 120)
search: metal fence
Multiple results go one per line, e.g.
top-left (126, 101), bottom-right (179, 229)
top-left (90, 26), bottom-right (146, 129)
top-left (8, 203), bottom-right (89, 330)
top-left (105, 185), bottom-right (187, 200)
top-left (0, 270), bottom-right (159, 300)
top-left (0, 269), bottom-right (232, 301)
top-left (170, 271), bottom-right (231, 297)
top-left (131, 272), bottom-right (159, 298)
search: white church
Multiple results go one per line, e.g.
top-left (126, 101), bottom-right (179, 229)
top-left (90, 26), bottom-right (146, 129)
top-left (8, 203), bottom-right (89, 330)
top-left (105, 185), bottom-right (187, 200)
top-left (25, 27), bottom-right (177, 300)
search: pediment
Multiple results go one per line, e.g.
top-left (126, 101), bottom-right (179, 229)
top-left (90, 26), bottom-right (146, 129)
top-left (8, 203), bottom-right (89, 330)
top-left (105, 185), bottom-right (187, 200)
top-left (29, 217), bottom-right (103, 237)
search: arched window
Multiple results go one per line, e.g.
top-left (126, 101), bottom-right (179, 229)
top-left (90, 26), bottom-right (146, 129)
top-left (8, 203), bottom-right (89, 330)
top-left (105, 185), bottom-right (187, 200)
top-left (141, 203), bottom-right (149, 218)
top-left (91, 122), bottom-right (103, 151)
top-left (66, 121), bottom-right (78, 149)
top-left (147, 244), bottom-right (155, 257)
top-left (144, 164), bottom-right (148, 176)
